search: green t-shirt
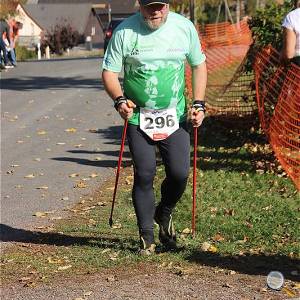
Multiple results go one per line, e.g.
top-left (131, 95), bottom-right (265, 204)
top-left (102, 11), bottom-right (206, 125)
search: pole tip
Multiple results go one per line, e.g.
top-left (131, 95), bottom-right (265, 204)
top-left (109, 218), bottom-right (113, 227)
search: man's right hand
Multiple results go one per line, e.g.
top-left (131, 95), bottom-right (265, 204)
top-left (118, 100), bottom-right (136, 120)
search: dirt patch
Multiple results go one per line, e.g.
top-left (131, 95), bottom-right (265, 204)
top-left (1, 262), bottom-right (293, 300)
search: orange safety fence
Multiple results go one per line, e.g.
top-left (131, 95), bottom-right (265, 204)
top-left (253, 46), bottom-right (300, 190)
top-left (185, 19), bottom-right (256, 117)
top-left (185, 20), bottom-right (300, 190)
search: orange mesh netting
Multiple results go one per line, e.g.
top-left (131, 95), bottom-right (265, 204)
top-left (185, 21), bottom-right (300, 190)
top-left (185, 20), bottom-right (256, 117)
top-left (253, 46), bottom-right (300, 189)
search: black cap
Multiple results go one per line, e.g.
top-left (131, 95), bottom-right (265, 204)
top-left (140, 0), bottom-right (169, 5)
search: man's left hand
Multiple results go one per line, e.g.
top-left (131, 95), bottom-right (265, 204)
top-left (191, 109), bottom-right (205, 127)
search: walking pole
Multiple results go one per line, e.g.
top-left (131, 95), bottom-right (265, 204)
top-left (109, 119), bottom-right (128, 227)
top-left (192, 126), bottom-right (198, 238)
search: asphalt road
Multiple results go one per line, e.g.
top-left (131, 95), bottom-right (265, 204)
top-left (1, 57), bottom-right (127, 239)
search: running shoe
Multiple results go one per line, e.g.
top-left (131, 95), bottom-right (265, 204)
top-left (139, 236), bottom-right (156, 256)
top-left (154, 207), bottom-right (177, 250)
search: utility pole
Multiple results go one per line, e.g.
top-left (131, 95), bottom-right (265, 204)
top-left (190, 0), bottom-right (195, 24)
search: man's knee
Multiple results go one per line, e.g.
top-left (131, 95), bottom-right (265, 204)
top-left (134, 168), bottom-right (156, 187)
top-left (167, 166), bottom-right (189, 183)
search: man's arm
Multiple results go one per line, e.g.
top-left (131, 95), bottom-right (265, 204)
top-left (192, 61), bottom-right (207, 100)
top-left (102, 69), bottom-right (135, 119)
top-left (281, 28), bottom-right (296, 62)
top-left (102, 69), bottom-right (123, 100)
top-left (191, 61), bottom-right (207, 127)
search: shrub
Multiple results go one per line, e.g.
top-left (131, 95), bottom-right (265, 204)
top-left (41, 22), bottom-right (83, 55)
top-left (248, 0), bottom-right (293, 51)
top-left (15, 44), bottom-right (36, 61)
top-left (244, 0), bottom-right (294, 72)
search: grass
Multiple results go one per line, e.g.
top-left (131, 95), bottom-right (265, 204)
top-left (1, 115), bottom-right (299, 287)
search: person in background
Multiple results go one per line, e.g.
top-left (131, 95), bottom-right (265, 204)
top-left (102, 0), bottom-right (206, 255)
top-left (0, 18), bottom-right (13, 69)
top-left (7, 19), bottom-right (22, 67)
top-left (281, 0), bottom-right (300, 66)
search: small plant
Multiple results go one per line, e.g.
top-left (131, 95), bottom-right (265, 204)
top-left (15, 44), bottom-right (36, 61)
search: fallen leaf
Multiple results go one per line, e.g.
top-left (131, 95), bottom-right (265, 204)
top-left (47, 257), bottom-right (63, 264)
top-left (64, 128), bottom-right (77, 133)
top-left (34, 158), bottom-right (41, 162)
top-left (89, 173), bottom-right (98, 178)
top-left (57, 265), bottom-right (72, 271)
top-left (208, 245), bottom-right (218, 253)
top-left (88, 219), bottom-right (97, 225)
top-left (213, 234), bottom-right (225, 242)
top-left (56, 142), bottom-right (66, 145)
top-left (182, 228), bottom-right (191, 234)
top-left (112, 223), bottom-right (122, 229)
top-left (23, 281), bottom-right (36, 287)
top-left (106, 275), bottom-right (115, 282)
top-left (61, 197), bottom-right (69, 201)
top-left (24, 174), bottom-right (35, 179)
top-left (36, 186), bottom-right (49, 190)
top-left (74, 182), bottom-right (88, 188)
top-left (101, 249), bottom-right (111, 254)
top-left (222, 283), bottom-right (233, 288)
top-left (282, 287), bottom-right (297, 297)
top-left (74, 144), bottom-right (83, 148)
top-left (201, 242), bottom-right (211, 252)
top-left (94, 157), bottom-right (102, 161)
top-left (37, 130), bottom-right (47, 135)
top-left (69, 173), bottom-right (79, 178)
top-left (33, 212), bottom-right (46, 217)
top-left (293, 283), bottom-right (300, 289)
top-left (224, 208), bottom-right (235, 216)
top-left (19, 276), bottom-right (32, 282)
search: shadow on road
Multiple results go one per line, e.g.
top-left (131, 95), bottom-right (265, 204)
top-left (1, 76), bottom-right (105, 91)
top-left (0, 224), bottom-right (136, 252)
top-left (51, 156), bottom-right (132, 168)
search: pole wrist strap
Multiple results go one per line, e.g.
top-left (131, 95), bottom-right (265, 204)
top-left (192, 100), bottom-right (206, 113)
top-left (114, 96), bottom-right (127, 111)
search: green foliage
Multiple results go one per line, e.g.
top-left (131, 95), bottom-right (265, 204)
top-left (15, 44), bottom-right (36, 61)
top-left (41, 23), bottom-right (83, 55)
top-left (248, 0), bottom-right (294, 50)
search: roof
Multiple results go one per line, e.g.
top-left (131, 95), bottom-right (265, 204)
top-left (22, 3), bottom-right (93, 33)
top-left (37, 0), bottom-right (139, 15)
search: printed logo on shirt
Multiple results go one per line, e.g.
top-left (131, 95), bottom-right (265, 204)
top-left (130, 48), bottom-right (140, 56)
top-left (167, 48), bottom-right (185, 53)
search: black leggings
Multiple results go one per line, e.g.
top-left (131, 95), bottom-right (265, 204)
top-left (127, 124), bottom-right (190, 233)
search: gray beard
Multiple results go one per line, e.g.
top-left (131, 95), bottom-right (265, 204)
top-left (143, 14), bottom-right (168, 31)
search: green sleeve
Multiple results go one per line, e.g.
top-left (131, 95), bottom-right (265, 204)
top-left (186, 24), bottom-right (206, 67)
top-left (102, 30), bottom-right (124, 73)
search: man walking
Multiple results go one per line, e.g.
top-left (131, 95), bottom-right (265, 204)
top-left (102, 0), bottom-right (207, 254)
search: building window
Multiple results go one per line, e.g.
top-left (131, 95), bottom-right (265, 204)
top-left (91, 26), bottom-right (95, 36)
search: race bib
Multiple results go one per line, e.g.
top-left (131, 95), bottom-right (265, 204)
top-left (139, 107), bottom-right (179, 141)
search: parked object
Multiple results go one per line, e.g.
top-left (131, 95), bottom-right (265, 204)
top-left (103, 18), bottom-right (125, 53)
